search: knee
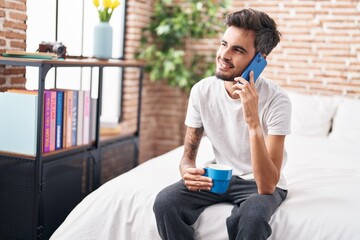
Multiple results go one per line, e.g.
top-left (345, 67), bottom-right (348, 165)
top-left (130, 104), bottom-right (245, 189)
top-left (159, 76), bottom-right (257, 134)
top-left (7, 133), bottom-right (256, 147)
top-left (153, 189), bottom-right (172, 216)
top-left (153, 182), bottom-right (182, 217)
top-left (240, 207), bottom-right (267, 227)
top-left (227, 206), bottom-right (271, 239)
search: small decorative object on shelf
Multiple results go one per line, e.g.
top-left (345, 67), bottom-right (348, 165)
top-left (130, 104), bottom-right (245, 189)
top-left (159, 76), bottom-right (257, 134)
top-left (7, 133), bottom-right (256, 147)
top-left (38, 41), bottom-right (67, 59)
top-left (92, 0), bottom-right (121, 59)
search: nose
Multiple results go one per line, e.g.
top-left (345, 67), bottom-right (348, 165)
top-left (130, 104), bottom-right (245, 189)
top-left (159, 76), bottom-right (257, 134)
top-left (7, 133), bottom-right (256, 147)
top-left (219, 46), bottom-right (231, 61)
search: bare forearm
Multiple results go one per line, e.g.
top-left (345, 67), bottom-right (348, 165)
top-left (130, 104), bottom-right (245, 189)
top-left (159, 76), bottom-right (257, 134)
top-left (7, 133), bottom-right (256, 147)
top-left (179, 127), bottom-right (204, 176)
top-left (249, 126), bottom-right (280, 194)
top-left (232, 75), bottom-right (285, 194)
top-left (180, 126), bottom-right (212, 191)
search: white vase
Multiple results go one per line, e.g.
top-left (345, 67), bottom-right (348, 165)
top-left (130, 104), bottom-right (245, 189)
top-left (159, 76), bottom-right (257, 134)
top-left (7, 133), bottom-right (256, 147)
top-left (93, 22), bottom-right (113, 59)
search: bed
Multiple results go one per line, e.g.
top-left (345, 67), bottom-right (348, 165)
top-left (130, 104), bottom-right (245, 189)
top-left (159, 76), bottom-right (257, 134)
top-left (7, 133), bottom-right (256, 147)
top-left (51, 92), bottom-right (360, 240)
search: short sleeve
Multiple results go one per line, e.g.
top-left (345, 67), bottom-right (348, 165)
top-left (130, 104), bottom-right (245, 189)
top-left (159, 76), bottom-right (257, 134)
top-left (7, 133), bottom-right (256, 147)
top-left (184, 83), bottom-right (203, 128)
top-left (265, 93), bottom-right (292, 135)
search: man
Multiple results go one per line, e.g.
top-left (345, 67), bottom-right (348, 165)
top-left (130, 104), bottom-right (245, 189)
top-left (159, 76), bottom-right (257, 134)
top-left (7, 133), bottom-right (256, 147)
top-left (153, 8), bottom-right (291, 240)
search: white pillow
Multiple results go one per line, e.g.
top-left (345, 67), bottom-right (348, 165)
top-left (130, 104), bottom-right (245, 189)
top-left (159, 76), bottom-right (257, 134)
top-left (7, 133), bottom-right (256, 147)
top-left (287, 91), bottom-right (338, 137)
top-left (329, 97), bottom-right (360, 142)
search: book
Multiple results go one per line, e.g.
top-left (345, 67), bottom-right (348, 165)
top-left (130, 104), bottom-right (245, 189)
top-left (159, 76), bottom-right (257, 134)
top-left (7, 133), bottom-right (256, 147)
top-left (62, 90), bottom-right (68, 148)
top-left (2, 50), bottom-right (57, 59)
top-left (76, 91), bottom-right (84, 146)
top-left (43, 91), bottom-right (52, 153)
top-left (71, 90), bottom-right (78, 146)
top-left (82, 91), bottom-right (91, 144)
top-left (63, 90), bottom-right (73, 148)
top-left (0, 90), bottom-right (38, 156)
top-left (90, 98), bottom-right (97, 143)
top-left (55, 90), bottom-right (64, 150)
top-left (49, 91), bottom-right (57, 152)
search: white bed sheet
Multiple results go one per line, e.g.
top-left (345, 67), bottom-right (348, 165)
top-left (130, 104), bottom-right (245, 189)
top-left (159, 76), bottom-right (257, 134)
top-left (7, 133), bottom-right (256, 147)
top-left (51, 135), bottom-right (360, 240)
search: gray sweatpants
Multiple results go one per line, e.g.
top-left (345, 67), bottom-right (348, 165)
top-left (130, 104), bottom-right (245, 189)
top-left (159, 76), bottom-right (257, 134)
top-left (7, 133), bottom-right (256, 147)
top-left (153, 176), bottom-right (287, 240)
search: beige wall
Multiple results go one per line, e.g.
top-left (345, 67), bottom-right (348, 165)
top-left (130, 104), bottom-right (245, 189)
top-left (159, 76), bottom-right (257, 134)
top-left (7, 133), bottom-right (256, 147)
top-left (1, 0), bottom-right (360, 164)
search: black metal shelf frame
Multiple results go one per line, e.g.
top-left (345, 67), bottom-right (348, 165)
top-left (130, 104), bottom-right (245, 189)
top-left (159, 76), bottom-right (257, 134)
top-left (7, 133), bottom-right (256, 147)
top-left (0, 57), bottom-right (144, 240)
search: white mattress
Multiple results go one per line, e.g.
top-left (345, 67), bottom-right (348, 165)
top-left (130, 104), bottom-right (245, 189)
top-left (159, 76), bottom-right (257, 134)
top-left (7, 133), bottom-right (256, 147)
top-left (51, 135), bottom-right (360, 240)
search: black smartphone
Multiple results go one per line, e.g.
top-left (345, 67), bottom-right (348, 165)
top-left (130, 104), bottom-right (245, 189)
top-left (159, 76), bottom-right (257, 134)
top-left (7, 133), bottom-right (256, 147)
top-left (240, 52), bottom-right (267, 83)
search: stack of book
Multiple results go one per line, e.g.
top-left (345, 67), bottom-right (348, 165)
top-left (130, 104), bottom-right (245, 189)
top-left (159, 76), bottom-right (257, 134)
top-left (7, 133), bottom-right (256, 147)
top-left (2, 50), bottom-right (58, 59)
top-left (0, 89), bottom-right (95, 156)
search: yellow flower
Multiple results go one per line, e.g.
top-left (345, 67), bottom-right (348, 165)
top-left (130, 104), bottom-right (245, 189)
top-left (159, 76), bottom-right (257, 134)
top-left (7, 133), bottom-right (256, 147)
top-left (92, 0), bottom-right (99, 8)
top-left (93, 0), bottom-right (121, 22)
top-left (111, 0), bottom-right (120, 9)
top-left (103, 0), bottom-right (112, 8)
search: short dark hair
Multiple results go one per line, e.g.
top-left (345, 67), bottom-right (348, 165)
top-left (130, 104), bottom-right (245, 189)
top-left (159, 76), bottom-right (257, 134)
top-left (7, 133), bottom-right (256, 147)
top-left (225, 9), bottom-right (281, 55)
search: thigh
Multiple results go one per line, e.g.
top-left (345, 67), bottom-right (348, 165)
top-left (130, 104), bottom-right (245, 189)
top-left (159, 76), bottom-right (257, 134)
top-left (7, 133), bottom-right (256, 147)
top-left (238, 189), bottom-right (286, 219)
top-left (154, 180), bottom-right (228, 225)
top-left (227, 177), bottom-right (287, 217)
top-left (227, 177), bottom-right (259, 203)
top-left (157, 180), bottom-right (227, 208)
top-left (226, 188), bottom-right (287, 240)
top-left (228, 177), bottom-right (287, 220)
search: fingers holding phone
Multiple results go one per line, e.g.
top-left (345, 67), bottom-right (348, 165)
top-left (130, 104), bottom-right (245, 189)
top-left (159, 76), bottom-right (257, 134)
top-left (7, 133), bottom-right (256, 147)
top-left (233, 71), bottom-right (255, 98)
top-left (240, 52), bottom-right (267, 83)
top-left (233, 71), bottom-right (260, 127)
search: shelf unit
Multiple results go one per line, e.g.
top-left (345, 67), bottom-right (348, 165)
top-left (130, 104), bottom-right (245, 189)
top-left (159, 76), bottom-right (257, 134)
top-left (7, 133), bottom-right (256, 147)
top-left (0, 57), bottom-right (144, 240)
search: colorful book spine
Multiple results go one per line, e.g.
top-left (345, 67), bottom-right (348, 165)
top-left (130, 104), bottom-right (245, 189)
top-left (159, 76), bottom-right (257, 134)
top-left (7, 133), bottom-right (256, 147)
top-left (62, 90), bottom-right (68, 148)
top-left (49, 91), bottom-right (57, 152)
top-left (65, 90), bottom-right (73, 148)
top-left (71, 90), bottom-right (78, 146)
top-left (90, 98), bottom-right (97, 143)
top-left (77, 91), bottom-right (84, 146)
top-left (82, 91), bottom-right (91, 144)
top-left (43, 91), bottom-right (51, 153)
top-left (55, 90), bottom-right (64, 150)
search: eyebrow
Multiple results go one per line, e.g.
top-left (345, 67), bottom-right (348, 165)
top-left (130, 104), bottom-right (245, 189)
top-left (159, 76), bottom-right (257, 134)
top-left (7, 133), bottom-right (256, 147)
top-left (221, 39), bottom-right (248, 54)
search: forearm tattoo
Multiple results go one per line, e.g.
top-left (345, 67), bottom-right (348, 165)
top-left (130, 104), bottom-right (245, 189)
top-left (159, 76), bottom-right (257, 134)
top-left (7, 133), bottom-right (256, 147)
top-left (182, 127), bottom-right (204, 166)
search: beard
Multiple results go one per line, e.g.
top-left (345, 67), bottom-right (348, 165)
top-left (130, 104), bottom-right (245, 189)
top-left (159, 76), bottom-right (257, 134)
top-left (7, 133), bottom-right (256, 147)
top-left (215, 70), bottom-right (236, 82)
top-left (215, 67), bottom-right (244, 82)
top-left (215, 58), bottom-right (242, 82)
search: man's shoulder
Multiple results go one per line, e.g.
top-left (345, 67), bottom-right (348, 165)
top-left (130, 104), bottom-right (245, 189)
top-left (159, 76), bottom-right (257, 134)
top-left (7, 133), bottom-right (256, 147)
top-left (258, 76), bottom-right (280, 90)
top-left (258, 77), bottom-right (288, 97)
top-left (194, 76), bottom-right (217, 86)
top-left (257, 77), bottom-right (291, 109)
top-left (192, 76), bottom-right (218, 93)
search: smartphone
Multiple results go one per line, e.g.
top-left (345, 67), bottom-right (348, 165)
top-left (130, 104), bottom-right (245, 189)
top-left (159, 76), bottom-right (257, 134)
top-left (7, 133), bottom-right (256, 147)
top-left (240, 52), bottom-right (267, 83)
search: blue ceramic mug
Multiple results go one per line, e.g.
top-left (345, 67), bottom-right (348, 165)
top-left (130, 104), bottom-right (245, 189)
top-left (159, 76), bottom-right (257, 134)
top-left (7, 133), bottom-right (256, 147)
top-left (203, 164), bottom-right (233, 194)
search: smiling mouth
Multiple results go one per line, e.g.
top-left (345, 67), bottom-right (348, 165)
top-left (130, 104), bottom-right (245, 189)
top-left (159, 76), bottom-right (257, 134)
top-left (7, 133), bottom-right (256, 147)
top-left (218, 58), bottom-right (234, 69)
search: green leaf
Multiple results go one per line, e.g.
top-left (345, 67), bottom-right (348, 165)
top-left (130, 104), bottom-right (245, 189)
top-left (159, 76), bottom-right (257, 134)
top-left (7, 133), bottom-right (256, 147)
top-left (135, 0), bottom-right (228, 91)
top-left (156, 25), bottom-right (170, 35)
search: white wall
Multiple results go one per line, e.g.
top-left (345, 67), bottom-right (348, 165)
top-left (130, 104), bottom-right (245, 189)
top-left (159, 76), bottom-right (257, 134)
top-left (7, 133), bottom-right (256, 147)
top-left (26, 0), bottom-right (126, 126)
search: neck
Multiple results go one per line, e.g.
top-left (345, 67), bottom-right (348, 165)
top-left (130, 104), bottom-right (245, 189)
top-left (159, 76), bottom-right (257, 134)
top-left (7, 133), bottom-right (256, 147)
top-left (224, 81), bottom-right (239, 99)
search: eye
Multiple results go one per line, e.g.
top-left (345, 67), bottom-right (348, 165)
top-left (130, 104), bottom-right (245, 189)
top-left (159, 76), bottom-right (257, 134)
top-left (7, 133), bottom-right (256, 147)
top-left (235, 48), bottom-right (244, 54)
top-left (220, 41), bottom-right (227, 47)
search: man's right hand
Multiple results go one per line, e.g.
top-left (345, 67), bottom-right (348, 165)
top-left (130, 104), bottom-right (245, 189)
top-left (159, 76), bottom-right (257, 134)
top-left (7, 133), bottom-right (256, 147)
top-left (182, 167), bottom-right (213, 191)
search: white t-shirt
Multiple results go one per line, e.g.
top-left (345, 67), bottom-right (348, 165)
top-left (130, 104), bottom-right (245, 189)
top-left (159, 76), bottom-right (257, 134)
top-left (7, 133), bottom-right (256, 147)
top-left (185, 76), bottom-right (291, 189)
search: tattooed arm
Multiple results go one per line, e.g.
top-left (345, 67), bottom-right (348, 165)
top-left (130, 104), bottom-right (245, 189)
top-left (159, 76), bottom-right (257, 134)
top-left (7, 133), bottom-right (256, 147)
top-left (180, 127), bottom-right (213, 191)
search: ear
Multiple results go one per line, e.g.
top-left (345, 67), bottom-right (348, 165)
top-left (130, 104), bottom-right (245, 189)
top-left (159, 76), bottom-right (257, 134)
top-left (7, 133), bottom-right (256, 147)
top-left (262, 53), bottom-right (267, 59)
